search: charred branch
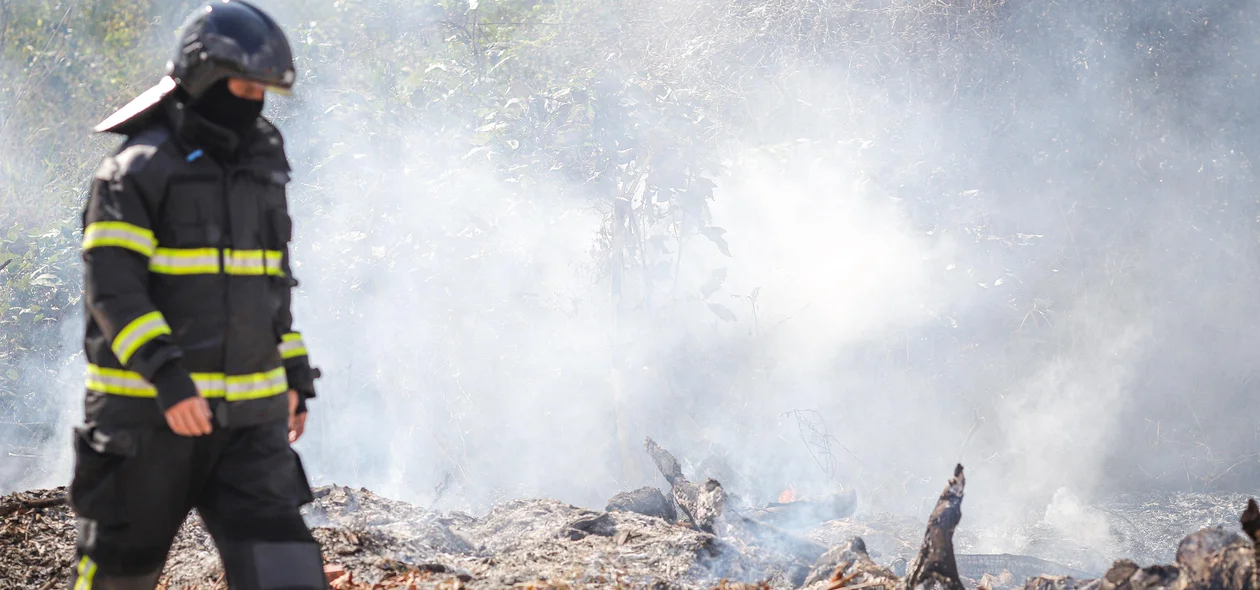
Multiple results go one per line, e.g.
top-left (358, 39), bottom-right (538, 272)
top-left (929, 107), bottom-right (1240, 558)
top-left (644, 436), bottom-right (684, 486)
top-left (644, 436), bottom-right (697, 526)
top-left (903, 464), bottom-right (966, 590)
top-left (643, 436), bottom-right (827, 577)
top-left (606, 486), bottom-right (677, 522)
top-left (1242, 498), bottom-right (1260, 590)
top-left (0, 492), bottom-right (65, 519)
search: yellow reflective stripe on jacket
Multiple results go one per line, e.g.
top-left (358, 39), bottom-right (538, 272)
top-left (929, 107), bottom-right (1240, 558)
top-left (224, 249), bottom-right (284, 276)
top-left (86, 365), bottom-right (288, 401)
top-left (73, 555), bottom-right (97, 590)
top-left (150, 247), bottom-right (220, 275)
top-left (111, 311), bottom-right (171, 365)
top-left (86, 365), bottom-right (156, 396)
top-left (226, 368), bottom-right (289, 400)
top-left (278, 332), bottom-right (307, 360)
top-left (148, 248), bottom-right (283, 276)
top-left (194, 368), bottom-right (289, 400)
top-left (83, 221), bottom-right (156, 258)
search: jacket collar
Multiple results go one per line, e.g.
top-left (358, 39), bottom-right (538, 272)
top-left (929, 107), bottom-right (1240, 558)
top-left (162, 98), bottom-right (288, 172)
top-left (164, 98), bottom-right (245, 160)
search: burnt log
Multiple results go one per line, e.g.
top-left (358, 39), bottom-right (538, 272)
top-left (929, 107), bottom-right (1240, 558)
top-left (0, 493), bottom-right (66, 519)
top-left (642, 436), bottom-right (827, 574)
top-left (645, 437), bottom-right (706, 529)
top-left (606, 486), bottom-right (677, 522)
top-left (904, 464), bottom-right (966, 590)
top-left (644, 437), bottom-right (740, 533)
top-left (644, 437), bottom-right (684, 485)
top-left (1241, 499), bottom-right (1260, 590)
top-left (565, 512), bottom-right (617, 540)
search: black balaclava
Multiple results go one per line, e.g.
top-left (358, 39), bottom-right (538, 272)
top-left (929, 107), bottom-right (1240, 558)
top-left (189, 79), bottom-right (264, 135)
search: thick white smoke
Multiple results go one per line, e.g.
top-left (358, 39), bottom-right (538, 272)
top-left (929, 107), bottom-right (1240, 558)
top-left (4, 1), bottom-right (1260, 570)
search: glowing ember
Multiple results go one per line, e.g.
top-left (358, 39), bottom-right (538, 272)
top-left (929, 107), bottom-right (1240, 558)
top-left (778, 485), bottom-right (798, 503)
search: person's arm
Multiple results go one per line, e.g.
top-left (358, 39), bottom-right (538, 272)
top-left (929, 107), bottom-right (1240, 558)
top-left (270, 197), bottom-right (318, 428)
top-left (275, 251), bottom-right (318, 413)
top-left (84, 156), bottom-right (210, 434)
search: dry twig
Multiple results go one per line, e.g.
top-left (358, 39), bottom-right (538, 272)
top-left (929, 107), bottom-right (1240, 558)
top-left (0, 493), bottom-right (66, 519)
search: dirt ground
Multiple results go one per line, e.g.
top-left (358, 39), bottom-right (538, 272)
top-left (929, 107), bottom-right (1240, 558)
top-left (0, 484), bottom-right (1254, 590)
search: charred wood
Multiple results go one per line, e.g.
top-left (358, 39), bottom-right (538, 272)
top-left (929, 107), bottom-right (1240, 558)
top-left (565, 512), bottom-right (617, 540)
top-left (645, 436), bottom-right (706, 529)
top-left (0, 493), bottom-right (66, 518)
top-left (644, 437), bottom-right (685, 486)
top-left (643, 436), bottom-right (827, 579)
top-left (606, 486), bottom-right (677, 522)
top-left (904, 464), bottom-right (966, 590)
top-left (1241, 499), bottom-right (1260, 590)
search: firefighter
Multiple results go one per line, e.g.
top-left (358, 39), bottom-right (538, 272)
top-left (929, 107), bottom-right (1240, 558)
top-left (68, 1), bottom-right (325, 588)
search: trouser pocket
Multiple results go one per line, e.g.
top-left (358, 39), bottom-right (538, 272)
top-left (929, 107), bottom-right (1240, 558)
top-left (68, 425), bottom-right (142, 525)
top-left (208, 421), bottom-right (316, 515)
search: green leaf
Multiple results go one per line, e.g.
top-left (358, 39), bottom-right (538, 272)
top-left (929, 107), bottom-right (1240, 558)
top-left (708, 303), bottom-right (737, 322)
top-left (700, 227), bottom-right (731, 256)
top-left (700, 268), bottom-right (727, 299)
top-left (30, 273), bottom-right (60, 287)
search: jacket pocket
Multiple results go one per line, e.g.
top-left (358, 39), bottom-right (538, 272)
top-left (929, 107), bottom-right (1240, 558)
top-left (68, 425), bottom-right (141, 524)
top-left (161, 177), bottom-right (223, 247)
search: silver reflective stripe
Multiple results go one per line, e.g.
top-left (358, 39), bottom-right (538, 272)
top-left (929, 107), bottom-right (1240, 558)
top-left (226, 370), bottom-right (288, 397)
top-left (225, 250), bottom-right (265, 274)
top-left (85, 227), bottom-right (155, 251)
top-left (278, 338), bottom-right (305, 358)
top-left (150, 248), bottom-right (220, 274)
top-left (91, 371), bottom-right (150, 390)
top-left (224, 249), bottom-right (284, 276)
top-left (86, 365), bottom-right (156, 397)
top-left (86, 365), bottom-right (287, 400)
top-left (192, 374), bottom-right (227, 398)
top-left (112, 311), bottom-right (171, 364)
top-left (82, 222), bottom-right (156, 257)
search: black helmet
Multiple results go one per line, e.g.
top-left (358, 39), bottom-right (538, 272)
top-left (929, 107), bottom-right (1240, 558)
top-left (169, 0), bottom-right (296, 100)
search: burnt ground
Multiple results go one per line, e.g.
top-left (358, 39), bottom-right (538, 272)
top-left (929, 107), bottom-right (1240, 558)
top-left (2, 482), bottom-right (1258, 590)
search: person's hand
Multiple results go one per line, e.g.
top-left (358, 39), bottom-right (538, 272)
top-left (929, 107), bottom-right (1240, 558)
top-left (165, 396), bottom-right (213, 436)
top-left (288, 389), bottom-right (307, 443)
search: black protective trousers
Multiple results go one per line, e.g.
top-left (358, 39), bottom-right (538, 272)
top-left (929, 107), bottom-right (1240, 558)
top-left (67, 418), bottom-right (328, 590)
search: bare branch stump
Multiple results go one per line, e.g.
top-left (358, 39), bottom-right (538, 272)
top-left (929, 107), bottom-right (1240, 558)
top-left (904, 464), bottom-right (966, 590)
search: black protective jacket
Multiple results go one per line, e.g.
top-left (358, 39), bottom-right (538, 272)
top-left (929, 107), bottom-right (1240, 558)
top-left (81, 95), bottom-right (317, 429)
